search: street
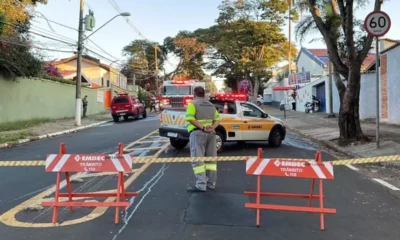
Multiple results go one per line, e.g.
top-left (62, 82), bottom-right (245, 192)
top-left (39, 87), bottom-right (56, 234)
top-left (0, 116), bottom-right (400, 240)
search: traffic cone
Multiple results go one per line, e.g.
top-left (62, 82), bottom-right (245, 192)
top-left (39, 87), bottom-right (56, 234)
top-left (223, 102), bottom-right (228, 114)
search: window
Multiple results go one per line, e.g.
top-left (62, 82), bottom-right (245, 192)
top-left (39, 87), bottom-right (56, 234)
top-left (210, 100), bottom-right (237, 114)
top-left (240, 103), bottom-right (263, 118)
top-left (113, 97), bottom-right (129, 104)
top-left (164, 86), bottom-right (191, 95)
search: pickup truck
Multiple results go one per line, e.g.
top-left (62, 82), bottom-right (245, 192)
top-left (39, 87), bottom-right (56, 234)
top-left (159, 99), bottom-right (286, 151)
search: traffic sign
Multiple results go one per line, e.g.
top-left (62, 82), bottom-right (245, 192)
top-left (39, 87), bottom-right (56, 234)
top-left (364, 10), bottom-right (391, 37)
top-left (45, 154), bottom-right (133, 172)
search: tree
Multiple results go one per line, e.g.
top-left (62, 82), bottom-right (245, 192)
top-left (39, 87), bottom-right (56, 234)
top-left (0, 0), bottom-right (47, 78)
top-left (163, 32), bottom-right (207, 80)
top-left (204, 75), bottom-right (218, 95)
top-left (121, 39), bottom-right (166, 90)
top-left (195, 0), bottom-right (297, 102)
top-left (298, 0), bottom-right (383, 145)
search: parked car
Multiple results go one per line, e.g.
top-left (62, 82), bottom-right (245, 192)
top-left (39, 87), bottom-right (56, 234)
top-left (111, 93), bottom-right (146, 122)
top-left (257, 95), bottom-right (263, 106)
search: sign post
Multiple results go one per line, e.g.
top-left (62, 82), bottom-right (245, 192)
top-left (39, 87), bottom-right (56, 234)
top-left (364, 10), bottom-right (391, 149)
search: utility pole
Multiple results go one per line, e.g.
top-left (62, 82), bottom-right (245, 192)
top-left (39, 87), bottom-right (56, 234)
top-left (327, 60), bottom-right (335, 117)
top-left (75, 0), bottom-right (85, 126)
top-left (154, 45), bottom-right (159, 97)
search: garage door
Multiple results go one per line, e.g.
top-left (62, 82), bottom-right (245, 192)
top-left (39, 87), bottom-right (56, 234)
top-left (316, 84), bottom-right (326, 112)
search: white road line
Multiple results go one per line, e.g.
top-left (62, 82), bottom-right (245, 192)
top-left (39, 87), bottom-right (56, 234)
top-left (372, 178), bottom-right (400, 191)
top-left (345, 164), bottom-right (359, 171)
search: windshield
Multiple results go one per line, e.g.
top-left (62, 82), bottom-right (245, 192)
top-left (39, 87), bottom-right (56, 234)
top-left (164, 86), bottom-right (191, 96)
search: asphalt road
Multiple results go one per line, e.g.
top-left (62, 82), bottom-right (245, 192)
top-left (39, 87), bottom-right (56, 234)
top-left (1, 118), bottom-right (400, 240)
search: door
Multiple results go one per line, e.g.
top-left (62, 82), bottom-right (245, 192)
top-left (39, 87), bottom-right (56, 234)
top-left (239, 103), bottom-right (273, 141)
top-left (316, 84), bottom-right (326, 112)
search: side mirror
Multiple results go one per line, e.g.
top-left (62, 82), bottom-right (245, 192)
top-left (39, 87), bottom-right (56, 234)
top-left (262, 113), bottom-right (268, 118)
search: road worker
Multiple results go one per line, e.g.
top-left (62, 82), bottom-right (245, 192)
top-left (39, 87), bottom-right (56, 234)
top-left (185, 86), bottom-right (221, 192)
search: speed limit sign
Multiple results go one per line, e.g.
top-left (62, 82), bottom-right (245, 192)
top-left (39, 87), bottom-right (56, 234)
top-left (364, 10), bottom-right (391, 37)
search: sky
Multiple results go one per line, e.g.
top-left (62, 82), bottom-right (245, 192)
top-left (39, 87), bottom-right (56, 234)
top-left (32, 0), bottom-right (400, 89)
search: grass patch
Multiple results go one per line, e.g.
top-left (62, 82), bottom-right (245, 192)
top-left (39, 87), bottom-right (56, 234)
top-left (0, 132), bottom-right (33, 144)
top-left (0, 118), bottom-right (53, 132)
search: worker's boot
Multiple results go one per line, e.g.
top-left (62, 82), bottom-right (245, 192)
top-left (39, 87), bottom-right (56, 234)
top-left (186, 186), bottom-right (206, 192)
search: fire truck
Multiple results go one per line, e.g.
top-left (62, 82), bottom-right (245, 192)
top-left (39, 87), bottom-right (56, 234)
top-left (160, 79), bottom-right (206, 110)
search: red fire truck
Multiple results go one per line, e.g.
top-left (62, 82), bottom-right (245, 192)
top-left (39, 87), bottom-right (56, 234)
top-left (160, 79), bottom-right (206, 110)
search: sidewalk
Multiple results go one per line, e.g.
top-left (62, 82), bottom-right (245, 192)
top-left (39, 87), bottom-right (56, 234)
top-left (0, 112), bottom-right (112, 148)
top-left (262, 106), bottom-right (400, 166)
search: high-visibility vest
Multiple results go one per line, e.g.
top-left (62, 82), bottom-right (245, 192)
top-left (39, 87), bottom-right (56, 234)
top-left (185, 98), bottom-right (221, 132)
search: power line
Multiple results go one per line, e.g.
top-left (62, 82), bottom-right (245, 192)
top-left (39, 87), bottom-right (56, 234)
top-left (33, 12), bottom-right (77, 31)
top-left (85, 38), bottom-right (121, 62)
top-left (107, 0), bottom-right (147, 39)
top-left (0, 38), bottom-right (75, 53)
top-left (30, 25), bottom-right (77, 45)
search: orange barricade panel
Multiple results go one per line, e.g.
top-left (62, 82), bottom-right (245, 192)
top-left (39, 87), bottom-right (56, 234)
top-left (45, 154), bottom-right (133, 172)
top-left (246, 158), bottom-right (334, 179)
top-left (244, 149), bottom-right (336, 230)
top-left (42, 143), bottom-right (138, 225)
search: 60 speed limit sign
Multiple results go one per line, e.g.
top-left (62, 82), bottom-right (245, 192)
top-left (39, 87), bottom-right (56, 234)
top-left (364, 11), bottom-right (391, 37)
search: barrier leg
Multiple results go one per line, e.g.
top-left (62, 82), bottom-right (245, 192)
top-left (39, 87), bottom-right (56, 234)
top-left (115, 172), bottom-right (122, 224)
top-left (119, 172), bottom-right (127, 211)
top-left (308, 179), bottom-right (316, 207)
top-left (256, 175), bottom-right (261, 227)
top-left (52, 172), bottom-right (61, 224)
top-left (65, 172), bottom-right (74, 212)
top-left (319, 178), bottom-right (325, 230)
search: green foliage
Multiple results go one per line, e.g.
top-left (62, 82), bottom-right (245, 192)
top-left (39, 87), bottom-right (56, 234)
top-left (122, 39), bottom-right (165, 90)
top-left (0, 37), bottom-right (44, 78)
top-left (0, 117), bottom-right (52, 132)
top-left (203, 75), bottom-right (218, 95)
top-left (163, 31), bottom-right (206, 80)
top-left (194, 0), bottom-right (296, 100)
top-left (138, 88), bottom-right (151, 109)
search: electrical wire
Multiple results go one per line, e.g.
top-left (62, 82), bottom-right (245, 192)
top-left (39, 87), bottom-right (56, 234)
top-left (0, 38), bottom-right (75, 53)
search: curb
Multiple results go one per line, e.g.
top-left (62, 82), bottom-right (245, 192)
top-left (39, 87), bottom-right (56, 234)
top-left (286, 126), bottom-right (360, 159)
top-left (0, 120), bottom-right (111, 150)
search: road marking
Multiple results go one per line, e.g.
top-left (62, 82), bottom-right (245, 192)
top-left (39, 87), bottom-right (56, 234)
top-left (345, 164), bottom-right (359, 171)
top-left (0, 129), bottom-right (169, 228)
top-left (112, 163), bottom-right (169, 240)
top-left (372, 178), bottom-right (400, 191)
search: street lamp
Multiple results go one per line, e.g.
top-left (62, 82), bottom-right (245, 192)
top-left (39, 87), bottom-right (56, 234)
top-left (74, 0), bottom-right (130, 126)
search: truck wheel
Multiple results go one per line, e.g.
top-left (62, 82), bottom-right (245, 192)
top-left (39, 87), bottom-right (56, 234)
top-left (268, 128), bottom-right (283, 148)
top-left (170, 138), bottom-right (188, 149)
top-left (142, 109), bottom-right (147, 118)
top-left (123, 116), bottom-right (129, 121)
top-left (113, 116), bottom-right (120, 122)
top-left (215, 131), bottom-right (224, 152)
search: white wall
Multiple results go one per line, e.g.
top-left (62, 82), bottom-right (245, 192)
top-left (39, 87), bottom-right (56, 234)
top-left (297, 52), bottom-right (325, 76)
top-left (359, 73), bottom-right (377, 120)
top-left (271, 78), bottom-right (289, 105)
top-left (296, 77), bottom-right (326, 113)
top-left (386, 46), bottom-right (400, 124)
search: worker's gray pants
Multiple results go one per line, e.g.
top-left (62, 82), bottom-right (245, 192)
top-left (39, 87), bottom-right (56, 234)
top-left (189, 130), bottom-right (217, 191)
top-left (83, 105), bottom-right (87, 117)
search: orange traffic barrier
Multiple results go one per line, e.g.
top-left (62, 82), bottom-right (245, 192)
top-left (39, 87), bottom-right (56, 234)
top-left (244, 148), bottom-right (336, 230)
top-left (42, 143), bottom-right (138, 225)
top-left (223, 102), bottom-right (228, 114)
